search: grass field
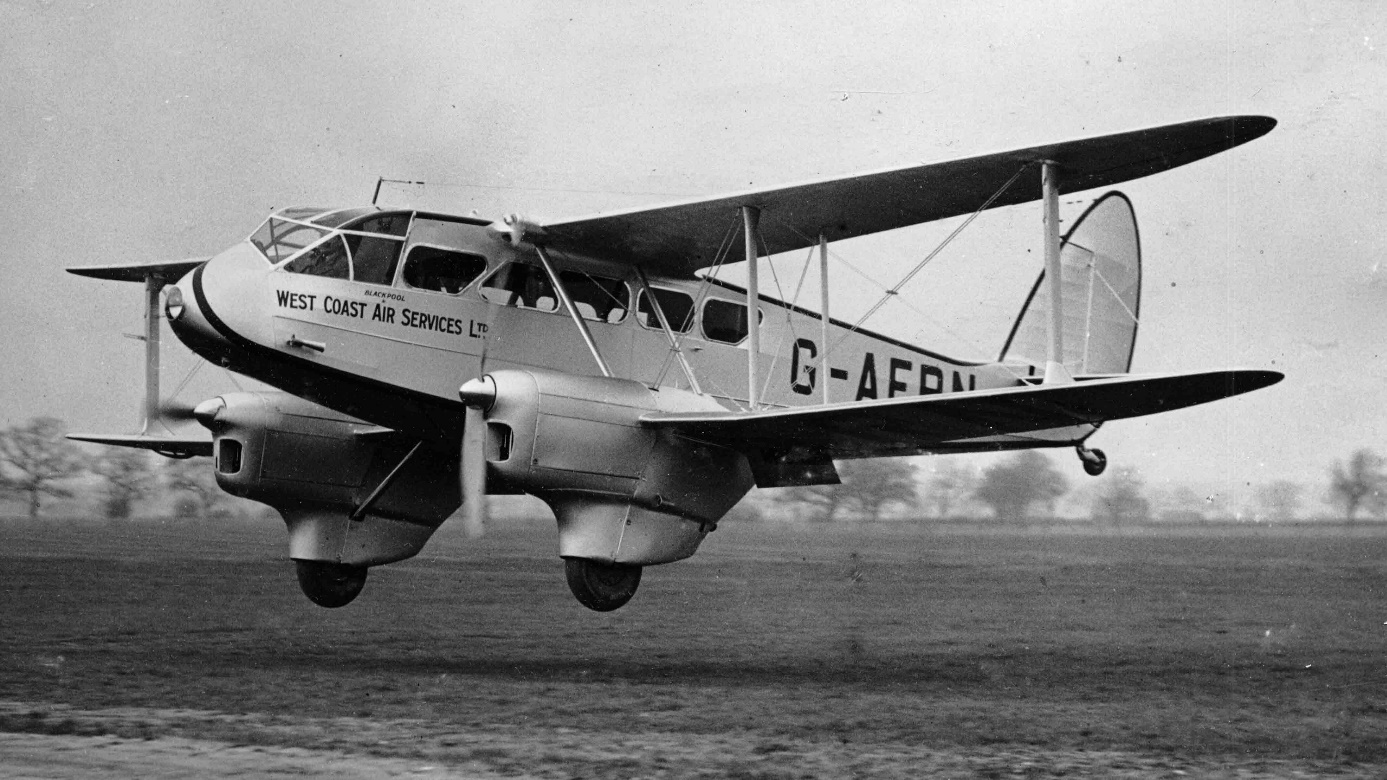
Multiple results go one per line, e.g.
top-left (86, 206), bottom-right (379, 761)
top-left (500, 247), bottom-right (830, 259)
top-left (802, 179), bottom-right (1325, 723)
top-left (3, 515), bottom-right (1387, 778)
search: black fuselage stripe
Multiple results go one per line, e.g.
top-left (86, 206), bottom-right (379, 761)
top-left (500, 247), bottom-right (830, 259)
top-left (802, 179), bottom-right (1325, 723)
top-left (192, 262), bottom-right (256, 351)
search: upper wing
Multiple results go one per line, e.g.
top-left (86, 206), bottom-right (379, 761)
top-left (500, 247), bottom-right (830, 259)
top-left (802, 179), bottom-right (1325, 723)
top-left (539, 116), bottom-right (1274, 277)
top-left (642, 370), bottom-right (1281, 473)
top-left (68, 258), bottom-right (208, 283)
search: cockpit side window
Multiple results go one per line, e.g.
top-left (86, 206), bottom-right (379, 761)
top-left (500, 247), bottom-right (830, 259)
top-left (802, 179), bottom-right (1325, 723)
top-left (402, 246), bottom-right (487, 294)
top-left (479, 262), bottom-right (558, 311)
top-left (251, 219), bottom-right (328, 264)
top-left (560, 270), bottom-right (629, 323)
top-left (344, 213), bottom-right (410, 286)
top-left (284, 235), bottom-right (351, 279)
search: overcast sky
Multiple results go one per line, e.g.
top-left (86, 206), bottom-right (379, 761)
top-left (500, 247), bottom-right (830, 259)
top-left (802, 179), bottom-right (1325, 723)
top-left (2, 1), bottom-right (1383, 508)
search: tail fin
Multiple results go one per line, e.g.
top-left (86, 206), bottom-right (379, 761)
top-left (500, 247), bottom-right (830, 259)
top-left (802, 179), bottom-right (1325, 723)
top-left (999, 192), bottom-right (1141, 375)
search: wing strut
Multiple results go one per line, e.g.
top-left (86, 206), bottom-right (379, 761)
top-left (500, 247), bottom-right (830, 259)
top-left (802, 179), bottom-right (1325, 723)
top-left (1042, 161), bottom-right (1073, 385)
top-left (535, 245), bottom-right (613, 378)
top-left (140, 274), bottom-right (162, 433)
top-left (818, 233), bottom-right (831, 404)
top-left (743, 206), bottom-right (762, 409)
top-left (349, 440), bottom-right (424, 521)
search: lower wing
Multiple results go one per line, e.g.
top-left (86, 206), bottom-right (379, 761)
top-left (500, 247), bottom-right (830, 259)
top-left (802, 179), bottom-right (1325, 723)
top-left (641, 369), bottom-right (1281, 484)
top-left (67, 434), bottom-right (213, 458)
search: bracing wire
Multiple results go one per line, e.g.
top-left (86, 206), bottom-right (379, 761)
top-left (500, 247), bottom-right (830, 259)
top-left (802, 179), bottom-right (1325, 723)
top-left (768, 216), bottom-right (996, 358)
top-left (765, 186), bottom-right (1040, 383)
top-left (846, 163), bottom-right (1032, 334)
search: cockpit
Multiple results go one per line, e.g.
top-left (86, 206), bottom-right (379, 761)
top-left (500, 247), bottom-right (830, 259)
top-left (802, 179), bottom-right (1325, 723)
top-left (249, 207), bottom-right (412, 286)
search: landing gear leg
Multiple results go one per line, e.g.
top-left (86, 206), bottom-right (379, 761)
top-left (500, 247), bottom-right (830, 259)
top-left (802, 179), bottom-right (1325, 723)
top-left (1076, 445), bottom-right (1107, 477)
top-left (564, 558), bottom-right (642, 612)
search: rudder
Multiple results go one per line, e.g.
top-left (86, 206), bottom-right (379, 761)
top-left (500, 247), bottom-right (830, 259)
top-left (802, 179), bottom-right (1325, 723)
top-left (999, 192), bottom-right (1141, 375)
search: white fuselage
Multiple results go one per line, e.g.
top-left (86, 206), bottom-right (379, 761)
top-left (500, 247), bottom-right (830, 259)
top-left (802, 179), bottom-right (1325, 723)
top-left (169, 209), bottom-right (1047, 448)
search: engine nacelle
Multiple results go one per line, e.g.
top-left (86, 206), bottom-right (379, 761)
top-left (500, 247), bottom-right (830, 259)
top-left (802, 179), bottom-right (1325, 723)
top-left (481, 369), bottom-right (754, 566)
top-left (199, 391), bottom-right (459, 567)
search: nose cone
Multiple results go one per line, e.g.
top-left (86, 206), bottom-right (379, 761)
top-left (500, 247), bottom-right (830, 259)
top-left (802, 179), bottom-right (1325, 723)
top-left (166, 242), bottom-right (270, 363)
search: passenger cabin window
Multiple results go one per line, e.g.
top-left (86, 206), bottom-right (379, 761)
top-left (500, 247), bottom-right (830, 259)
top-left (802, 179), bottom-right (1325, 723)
top-left (702, 298), bottom-right (757, 344)
top-left (636, 288), bottom-right (695, 333)
top-left (402, 246), bottom-right (487, 294)
top-left (560, 270), bottom-right (629, 323)
top-left (345, 213), bottom-right (410, 286)
top-left (479, 262), bottom-right (558, 311)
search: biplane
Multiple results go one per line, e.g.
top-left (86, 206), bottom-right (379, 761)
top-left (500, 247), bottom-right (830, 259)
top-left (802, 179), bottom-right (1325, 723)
top-left (69, 115), bottom-right (1280, 611)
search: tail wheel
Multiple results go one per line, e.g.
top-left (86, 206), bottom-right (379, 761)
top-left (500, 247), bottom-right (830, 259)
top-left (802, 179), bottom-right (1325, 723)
top-left (564, 557), bottom-right (642, 612)
top-left (294, 560), bottom-right (368, 608)
top-left (1078, 446), bottom-right (1108, 477)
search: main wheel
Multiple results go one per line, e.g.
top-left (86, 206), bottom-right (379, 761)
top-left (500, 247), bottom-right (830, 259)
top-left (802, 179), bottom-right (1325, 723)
top-left (294, 560), bottom-right (368, 608)
top-left (564, 557), bottom-right (642, 612)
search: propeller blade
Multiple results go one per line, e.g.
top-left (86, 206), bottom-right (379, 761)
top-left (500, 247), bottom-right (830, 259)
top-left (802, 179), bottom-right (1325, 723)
top-left (458, 376), bottom-right (497, 539)
top-left (460, 404), bottom-right (487, 538)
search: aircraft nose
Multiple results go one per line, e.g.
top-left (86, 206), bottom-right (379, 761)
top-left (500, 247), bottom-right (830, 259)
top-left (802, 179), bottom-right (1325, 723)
top-left (165, 262), bottom-right (232, 360)
top-left (165, 241), bottom-right (272, 367)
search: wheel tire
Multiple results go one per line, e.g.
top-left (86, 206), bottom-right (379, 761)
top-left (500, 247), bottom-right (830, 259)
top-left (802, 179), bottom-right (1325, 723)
top-left (294, 560), bottom-right (368, 608)
top-left (564, 557), bottom-right (642, 612)
top-left (1082, 448), bottom-right (1108, 477)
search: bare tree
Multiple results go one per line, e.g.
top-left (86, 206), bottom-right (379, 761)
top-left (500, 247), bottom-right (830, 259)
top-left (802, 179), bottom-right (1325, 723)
top-left (926, 460), bottom-right (977, 520)
top-left (1253, 480), bottom-right (1302, 522)
top-left (0, 417), bottom-right (87, 519)
top-left (164, 457), bottom-right (223, 520)
top-left (973, 450), bottom-right (1068, 522)
top-left (1090, 468), bottom-right (1151, 525)
top-left (1328, 449), bottom-right (1384, 522)
top-left (93, 448), bottom-right (156, 520)
top-left (778, 458), bottom-right (920, 522)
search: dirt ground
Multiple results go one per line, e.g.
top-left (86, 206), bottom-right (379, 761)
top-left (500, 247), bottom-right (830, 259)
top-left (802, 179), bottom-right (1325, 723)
top-left (3, 516), bottom-right (1387, 778)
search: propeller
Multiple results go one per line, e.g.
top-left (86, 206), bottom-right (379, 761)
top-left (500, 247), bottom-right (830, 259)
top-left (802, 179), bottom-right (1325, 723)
top-left (457, 265), bottom-right (501, 537)
top-left (458, 377), bottom-right (496, 538)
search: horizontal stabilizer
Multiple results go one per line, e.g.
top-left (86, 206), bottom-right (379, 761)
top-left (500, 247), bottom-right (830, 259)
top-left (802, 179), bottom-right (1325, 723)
top-left (67, 258), bottom-right (208, 284)
top-left (642, 369), bottom-right (1281, 461)
top-left (540, 115), bottom-right (1274, 277)
top-left (67, 433), bottom-right (212, 457)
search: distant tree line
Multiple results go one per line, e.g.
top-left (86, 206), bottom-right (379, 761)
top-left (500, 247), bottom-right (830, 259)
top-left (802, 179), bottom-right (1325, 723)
top-left (765, 445), bottom-right (1387, 525)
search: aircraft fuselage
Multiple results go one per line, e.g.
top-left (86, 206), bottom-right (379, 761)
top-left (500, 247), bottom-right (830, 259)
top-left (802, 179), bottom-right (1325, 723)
top-left (168, 207), bottom-right (1060, 450)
